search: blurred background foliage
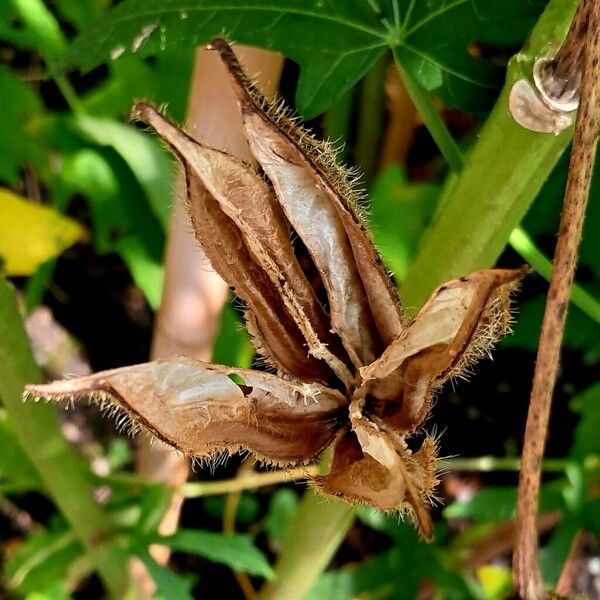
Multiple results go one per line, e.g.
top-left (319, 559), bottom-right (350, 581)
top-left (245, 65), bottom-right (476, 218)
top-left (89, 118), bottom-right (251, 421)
top-left (0, 0), bottom-right (599, 598)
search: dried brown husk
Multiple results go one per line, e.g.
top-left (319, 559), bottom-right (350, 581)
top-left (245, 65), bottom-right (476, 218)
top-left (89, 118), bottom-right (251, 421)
top-left (24, 39), bottom-right (527, 541)
top-left (25, 357), bottom-right (346, 465)
top-left (210, 39), bottom-right (403, 366)
top-left (132, 103), bottom-right (331, 384)
top-left (362, 269), bottom-right (524, 432)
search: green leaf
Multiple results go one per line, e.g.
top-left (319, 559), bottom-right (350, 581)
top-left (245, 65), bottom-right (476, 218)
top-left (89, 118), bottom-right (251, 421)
top-left (540, 517), bottom-right (581, 586)
top-left (0, 410), bottom-right (42, 491)
top-left (116, 235), bottom-right (164, 310)
top-left (61, 148), bottom-right (124, 253)
top-left (505, 295), bottom-right (600, 358)
top-left (265, 489), bottom-right (299, 545)
top-left (3, 529), bottom-right (80, 596)
top-left (0, 188), bottom-right (86, 276)
top-left (212, 303), bottom-right (254, 368)
top-left (0, 0), bottom-right (66, 59)
top-left (57, 0), bottom-right (546, 117)
top-left (202, 493), bottom-right (260, 525)
top-left (136, 484), bottom-right (173, 536)
top-left (137, 552), bottom-right (194, 600)
top-left (0, 65), bottom-right (44, 183)
top-left (59, 145), bottom-right (165, 308)
top-left (369, 165), bottom-right (439, 282)
top-left (53, 0), bottom-right (109, 32)
top-left (156, 529), bottom-right (273, 579)
top-left (569, 382), bottom-right (600, 459)
top-left (25, 579), bottom-right (73, 600)
top-left (72, 114), bottom-right (172, 229)
top-left (444, 484), bottom-right (565, 523)
top-left (82, 51), bottom-right (194, 122)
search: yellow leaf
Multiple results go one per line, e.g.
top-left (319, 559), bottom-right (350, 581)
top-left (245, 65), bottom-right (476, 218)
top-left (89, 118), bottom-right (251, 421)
top-left (0, 188), bottom-right (86, 276)
top-left (476, 565), bottom-right (513, 600)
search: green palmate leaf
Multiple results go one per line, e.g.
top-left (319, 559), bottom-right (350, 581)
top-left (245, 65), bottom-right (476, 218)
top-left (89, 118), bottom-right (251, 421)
top-left (155, 529), bottom-right (273, 579)
top-left (57, 0), bottom-right (546, 117)
top-left (0, 65), bottom-right (44, 183)
top-left (0, 188), bottom-right (86, 276)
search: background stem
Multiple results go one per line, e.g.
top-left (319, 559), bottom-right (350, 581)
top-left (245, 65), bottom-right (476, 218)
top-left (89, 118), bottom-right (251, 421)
top-left (258, 492), bottom-right (354, 600)
top-left (0, 277), bottom-right (127, 597)
top-left (514, 1), bottom-right (600, 596)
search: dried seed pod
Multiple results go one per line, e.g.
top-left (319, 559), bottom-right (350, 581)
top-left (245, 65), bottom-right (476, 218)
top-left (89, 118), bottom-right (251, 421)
top-left (362, 268), bottom-right (525, 432)
top-left (25, 357), bottom-right (346, 465)
top-left (132, 103), bottom-right (331, 384)
top-left (134, 103), bottom-right (351, 385)
top-left (210, 38), bottom-right (403, 366)
top-left (509, 79), bottom-right (573, 134)
top-left (25, 38), bottom-right (526, 540)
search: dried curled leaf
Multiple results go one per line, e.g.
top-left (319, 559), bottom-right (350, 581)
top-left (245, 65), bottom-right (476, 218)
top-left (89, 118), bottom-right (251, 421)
top-left (25, 39), bottom-right (526, 540)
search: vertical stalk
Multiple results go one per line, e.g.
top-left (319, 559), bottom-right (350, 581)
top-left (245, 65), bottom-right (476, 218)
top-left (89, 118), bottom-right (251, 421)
top-left (354, 55), bottom-right (388, 181)
top-left (132, 45), bottom-right (283, 593)
top-left (258, 492), bottom-right (354, 600)
top-left (0, 278), bottom-right (127, 597)
top-left (514, 1), bottom-right (600, 597)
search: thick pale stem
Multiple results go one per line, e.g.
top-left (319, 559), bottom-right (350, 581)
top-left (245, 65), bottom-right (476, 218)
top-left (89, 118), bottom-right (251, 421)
top-left (133, 44), bottom-right (283, 586)
top-left (514, 2), bottom-right (600, 598)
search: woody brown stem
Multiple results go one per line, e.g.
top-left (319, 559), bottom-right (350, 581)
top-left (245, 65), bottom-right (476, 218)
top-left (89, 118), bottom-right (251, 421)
top-left (513, 1), bottom-right (600, 598)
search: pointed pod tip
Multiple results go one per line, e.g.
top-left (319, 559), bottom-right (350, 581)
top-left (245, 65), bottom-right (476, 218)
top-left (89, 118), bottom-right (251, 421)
top-left (130, 101), bottom-right (160, 124)
top-left (206, 37), bottom-right (231, 53)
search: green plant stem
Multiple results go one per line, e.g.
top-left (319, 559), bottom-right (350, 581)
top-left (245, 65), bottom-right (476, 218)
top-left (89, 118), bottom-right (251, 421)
top-left (401, 0), bottom-right (578, 309)
top-left (258, 492), bottom-right (354, 600)
top-left (509, 227), bottom-right (600, 324)
top-left (393, 54), bottom-right (464, 172)
top-left (0, 277), bottom-right (127, 597)
top-left (441, 456), bottom-right (568, 473)
top-left (354, 55), bottom-right (388, 182)
top-left (262, 2), bottom-right (580, 598)
top-left (181, 466), bottom-right (319, 498)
